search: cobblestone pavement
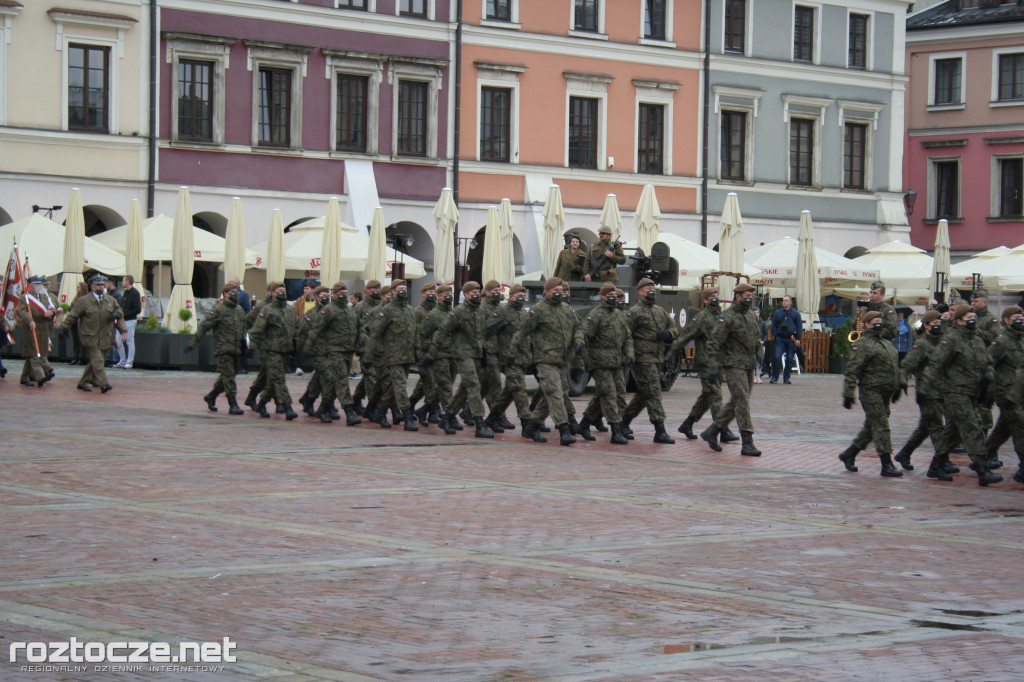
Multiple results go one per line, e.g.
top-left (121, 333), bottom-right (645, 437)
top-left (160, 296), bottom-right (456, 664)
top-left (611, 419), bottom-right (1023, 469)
top-left (1, 364), bottom-right (1023, 681)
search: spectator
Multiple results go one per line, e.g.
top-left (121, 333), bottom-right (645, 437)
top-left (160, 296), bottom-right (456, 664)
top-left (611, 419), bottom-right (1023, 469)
top-left (114, 276), bottom-right (142, 369)
top-left (894, 308), bottom-right (913, 363)
top-left (770, 295), bottom-right (802, 384)
top-left (753, 306), bottom-right (767, 383)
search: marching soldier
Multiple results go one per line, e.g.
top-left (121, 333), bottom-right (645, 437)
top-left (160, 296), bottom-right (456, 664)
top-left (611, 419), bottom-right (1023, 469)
top-left (622, 278), bottom-right (678, 444)
top-left (306, 283), bottom-right (362, 425)
top-left (838, 311), bottom-right (905, 477)
top-left (984, 305), bottom-right (1024, 485)
top-left (243, 283), bottom-right (275, 410)
top-left (420, 285), bottom-right (458, 433)
top-left (578, 282), bottom-right (632, 444)
top-left (860, 280), bottom-right (898, 341)
top-left (16, 276), bottom-right (61, 387)
top-left (410, 282), bottom-right (438, 424)
top-left (701, 282), bottom-right (763, 456)
top-left (971, 288), bottom-right (1001, 442)
top-left (298, 286), bottom-right (334, 422)
top-left (351, 279), bottom-right (382, 414)
top-left (249, 281), bottom-right (299, 420)
top-left (61, 275), bottom-right (127, 394)
top-left (480, 280), bottom-right (507, 430)
top-left (188, 282), bottom-right (247, 415)
top-left (368, 279), bottom-right (419, 431)
top-left (489, 284), bottom-right (543, 441)
top-left (584, 228), bottom-right (625, 283)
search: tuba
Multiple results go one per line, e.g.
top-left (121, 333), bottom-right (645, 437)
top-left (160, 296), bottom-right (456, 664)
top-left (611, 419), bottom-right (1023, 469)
top-left (848, 307), bottom-right (863, 343)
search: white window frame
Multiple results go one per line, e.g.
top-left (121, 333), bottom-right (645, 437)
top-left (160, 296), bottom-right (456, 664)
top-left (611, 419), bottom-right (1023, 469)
top-left (847, 10), bottom-right (873, 71)
top-left (389, 58), bottom-right (445, 159)
top-left (990, 46), bottom-right (1024, 107)
top-left (713, 87), bottom-right (762, 183)
top-left (990, 153), bottom-right (1024, 217)
top-left (396, 0), bottom-right (435, 21)
top-left (633, 80), bottom-right (676, 175)
top-left (564, 72), bottom-right (611, 170)
top-left (928, 51), bottom-right (966, 109)
top-left (721, 0), bottom-right (753, 57)
top-left (166, 33), bottom-right (233, 146)
top-left (569, 0), bottom-right (607, 40)
top-left (638, 0), bottom-right (675, 47)
top-left (336, 0), bottom-right (377, 10)
top-left (782, 95), bottom-right (829, 188)
top-left (475, 63), bottom-right (524, 163)
top-left (792, 2), bottom-right (821, 65)
top-left (324, 51), bottom-right (383, 155)
top-left (0, 4), bottom-right (21, 126)
top-left (838, 100), bottom-right (882, 191)
top-left (927, 155), bottom-right (961, 220)
top-left (247, 42), bottom-right (310, 150)
top-left (480, 0), bottom-right (520, 29)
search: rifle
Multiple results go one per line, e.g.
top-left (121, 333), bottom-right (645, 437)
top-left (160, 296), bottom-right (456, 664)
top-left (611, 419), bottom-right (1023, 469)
top-left (588, 240), bottom-right (622, 279)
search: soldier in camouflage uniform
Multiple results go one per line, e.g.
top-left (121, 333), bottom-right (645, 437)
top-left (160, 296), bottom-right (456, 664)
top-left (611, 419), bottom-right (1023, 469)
top-left (860, 281), bottom-right (898, 341)
top-left (489, 284), bottom-right (543, 441)
top-left (511, 277), bottom-right (579, 445)
top-left (420, 285), bottom-right (457, 433)
top-left (305, 283), bottom-right (361, 425)
top-left (363, 285), bottom-right (398, 426)
top-left (368, 279), bottom-right (419, 431)
top-left (16, 276), bottom-right (61, 387)
top-left (244, 284), bottom-right (274, 410)
top-left (584, 228), bottom-right (625, 283)
top-left (701, 282), bottom-right (763, 456)
top-left (670, 286), bottom-right (732, 444)
top-left (249, 281), bottom-right (299, 420)
top-left (351, 279), bottom-right (382, 413)
top-left (936, 304), bottom-right (1001, 485)
top-left (971, 288), bottom-right (1001, 441)
top-left (297, 287), bottom-right (330, 419)
top-left (188, 282), bottom-right (247, 415)
top-left (479, 279), bottom-right (507, 430)
top-left (984, 305), bottom-right (1024, 485)
top-left (410, 282), bottom-right (438, 424)
top-left (838, 311), bottom-right (905, 477)
top-left (894, 311), bottom-right (958, 480)
top-left (578, 282), bottom-right (633, 444)
top-left (622, 278), bottom-right (678, 444)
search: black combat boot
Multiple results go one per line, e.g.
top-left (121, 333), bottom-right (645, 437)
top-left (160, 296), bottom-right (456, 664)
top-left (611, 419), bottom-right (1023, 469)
top-left (609, 423), bottom-right (628, 445)
top-left (677, 416), bottom-right (697, 439)
top-left (403, 409), bottom-right (420, 432)
top-left (537, 422), bottom-right (551, 432)
top-left (593, 417), bottom-right (609, 433)
top-left (483, 412), bottom-right (505, 434)
top-left (244, 387), bottom-right (259, 408)
top-left (557, 422), bottom-right (576, 446)
top-left (943, 460), bottom-right (960, 474)
top-left (974, 460), bottom-right (1003, 486)
top-left (276, 402), bottom-right (287, 414)
top-left (985, 451), bottom-right (1004, 470)
top-left (700, 424), bottom-right (723, 452)
top-left (203, 390), bottom-right (220, 412)
top-left (926, 455), bottom-right (953, 481)
top-left (740, 431), bottom-right (761, 456)
top-left (299, 391), bottom-right (315, 417)
top-left (620, 416), bottom-right (635, 440)
top-left (330, 405), bottom-right (341, 420)
top-left (315, 403), bottom-right (332, 424)
top-left (879, 453), bottom-right (903, 477)
top-left (255, 400), bottom-right (270, 418)
top-left (720, 427), bottom-right (740, 443)
top-left (568, 415), bottom-right (581, 436)
top-left (475, 419), bottom-right (494, 439)
top-left (344, 406), bottom-right (362, 426)
top-left (226, 395), bottom-right (245, 416)
top-left (460, 408), bottom-right (475, 426)
top-left (376, 405), bottom-right (392, 429)
top-left (414, 404), bottom-right (431, 427)
top-left (428, 405), bottom-right (442, 424)
top-left (352, 399), bottom-right (365, 416)
top-left (1013, 468), bottom-right (1024, 485)
top-left (653, 422), bottom-right (675, 444)
top-left (498, 414), bottom-right (515, 430)
top-left (838, 445), bottom-right (860, 472)
top-left (440, 412), bottom-right (457, 435)
top-left (894, 444), bottom-right (915, 470)
top-left (284, 404), bottom-right (298, 421)
top-left (392, 406), bottom-right (403, 425)
top-left (577, 416), bottom-right (596, 441)
top-left (521, 419), bottom-right (547, 443)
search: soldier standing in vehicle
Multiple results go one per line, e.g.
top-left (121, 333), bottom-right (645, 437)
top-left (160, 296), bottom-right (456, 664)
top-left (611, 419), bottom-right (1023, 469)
top-left (584, 228), bottom-right (625, 283)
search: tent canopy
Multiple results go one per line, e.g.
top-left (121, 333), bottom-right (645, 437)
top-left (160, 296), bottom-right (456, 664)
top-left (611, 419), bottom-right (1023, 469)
top-left (852, 240), bottom-right (933, 291)
top-left (746, 237), bottom-right (878, 288)
top-left (92, 214), bottom-right (259, 265)
top-left (0, 214), bottom-right (126, 278)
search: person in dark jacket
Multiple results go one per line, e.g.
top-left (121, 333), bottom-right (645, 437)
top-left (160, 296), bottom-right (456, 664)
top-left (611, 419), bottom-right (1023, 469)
top-left (114, 275), bottom-right (142, 369)
top-left (770, 295), bottom-right (802, 384)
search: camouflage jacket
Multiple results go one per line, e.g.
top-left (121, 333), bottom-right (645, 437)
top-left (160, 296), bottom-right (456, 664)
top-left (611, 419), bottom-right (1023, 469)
top-left (974, 306), bottom-right (1000, 346)
top-left (989, 325), bottom-right (1024, 404)
top-left (866, 300), bottom-right (898, 341)
top-left (307, 298), bottom-right (360, 354)
top-left (900, 330), bottom-right (944, 399)
top-left (583, 300), bottom-right (633, 369)
top-left (843, 328), bottom-right (901, 399)
top-left (432, 299), bottom-right (484, 359)
top-left (511, 297), bottom-right (576, 366)
top-left (937, 324), bottom-right (994, 394)
top-left (191, 299), bottom-right (246, 355)
top-left (669, 301), bottom-right (721, 369)
top-left (249, 298), bottom-right (298, 353)
top-left (704, 303), bottom-right (761, 372)
top-left (414, 299), bottom-right (436, 357)
top-left (628, 299), bottom-right (677, 364)
top-left (421, 301), bottom-right (454, 359)
top-left (369, 297), bottom-right (417, 365)
top-left (485, 301), bottom-right (526, 361)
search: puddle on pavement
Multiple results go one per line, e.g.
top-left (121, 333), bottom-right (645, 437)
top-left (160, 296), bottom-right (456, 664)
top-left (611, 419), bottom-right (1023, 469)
top-left (912, 619), bottom-right (987, 631)
top-left (939, 609), bottom-right (1001, 618)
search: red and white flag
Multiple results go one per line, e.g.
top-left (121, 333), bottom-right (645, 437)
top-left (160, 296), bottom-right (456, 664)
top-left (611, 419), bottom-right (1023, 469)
top-left (25, 292), bottom-right (52, 316)
top-left (2, 244), bottom-right (25, 344)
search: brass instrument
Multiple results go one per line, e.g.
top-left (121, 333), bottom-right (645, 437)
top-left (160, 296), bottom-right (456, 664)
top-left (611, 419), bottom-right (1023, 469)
top-left (848, 307), bottom-right (863, 343)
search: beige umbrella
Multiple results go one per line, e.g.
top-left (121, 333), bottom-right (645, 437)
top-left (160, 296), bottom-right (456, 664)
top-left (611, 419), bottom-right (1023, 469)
top-left (265, 209), bottom-right (286, 283)
top-left (718, 192), bottom-right (746, 296)
top-left (0, 214), bottom-right (126, 283)
top-left (634, 184), bottom-right (661, 256)
top-left (481, 206), bottom-right (503, 286)
top-left (57, 188), bottom-right (85, 304)
top-left (541, 185), bottom-right (565, 280)
top-left (124, 199), bottom-right (144, 284)
top-left (499, 198), bottom-right (516, 286)
top-left (363, 207), bottom-right (387, 283)
top-left (223, 197), bottom-right (246, 285)
top-left (949, 245), bottom-right (1009, 289)
top-left (599, 194), bottom-right (623, 242)
top-left (930, 218), bottom-right (951, 302)
top-left (164, 187), bottom-right (196, 332)
top-left (432, 187), bottom-right (458, 284)
top-left (320, 197), bottom-right (343, 286)
top-left (795, 211), bottom-right (821, 326)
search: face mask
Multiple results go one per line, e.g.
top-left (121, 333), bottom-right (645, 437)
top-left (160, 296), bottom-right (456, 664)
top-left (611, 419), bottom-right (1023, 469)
top-left (228, 292), bottom-right (239, 302)
top-left (276, 291), bottom-right (288, 302)
top-left (737, 297), bottom-right (752, 309)
top-left (709, 298), bottom-right (719, 305)
top-left (929, 325), bottom-right (943, 336)
top-left (396, 290), bottom-right (408, 301)
top-left (1011, 320), bottom-right (1024, 332)
top-left (319, 296), bottom-right (330, 305)
top-left (617, 300), bottom-right (626, 310)
top-left (491, 292), bottom-right (504, 302)
top-left (605, 297), bottom-right (617, 306)
top-left (550, 292), bottom-right (563, 305)
top-left (370, 291), bottom-right (381, 301)
top-left (644, 291), bottom-right (656, 302)
top-left (469, 293), bottom-right (481, 303)
top-left (443, 295), bottom-right (453, 305)
top-left (426, 294), bottom-right (437, 303)
top-left (335, 294), bottom-right (348, 306)
top-left (965, 320), bottom-right (977, 331)
top-left (871, 324), bottom-right (883, 332)
top-left (510, 297), bottom-right (525, 309)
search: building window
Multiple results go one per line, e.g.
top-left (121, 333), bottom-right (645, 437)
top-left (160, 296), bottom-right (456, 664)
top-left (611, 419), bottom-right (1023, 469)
top-left (177, 59), bottom-right (212, 142)
top-left (337, 0), bottom-right (367, 8)
top-left (720, 110), bottom-right (746, 181)
top-left (166, 33), bottom-right (232, 146)
top-left (724, 0), bottom-right (745, 54)
top-left (400, 0), bottom-right (427, 17)
top-left (998, 53), bottom-right (1024, 102)
top-left (934, 160), bottom-right (959, 219)
top-left (397, 80), bottom-right (428, 156)
top-left (336, 74), bottom-right (368, 152)
top-left (486, 0), bottom-right (511, 21)
top-left (480, 86), bottom-right (511, 162)
top-left (568, 96), bottom-right (598, 169)
top-left (843, 122), bottom-right (866, 190)
top-left (68, 44), bottom-right (109, 132)
top-left (258, 67), bottom-right (291, 147)
top-left (849, 13), bottom-right (868, 69)
top-left (1000, 158), bottom-right (1023, 217)
top-left (637, 103), bottom-right (664, 175)
top-left (935, 58), bottom-right (962, 106)
top-left (794, 6), bottom-right (814, 63)
top-left (789, 117), bottom-right (814, 186)
top-left (574, 0), bottom-right (599, 32)
top-left (644, 0), bottom-right (666, 41)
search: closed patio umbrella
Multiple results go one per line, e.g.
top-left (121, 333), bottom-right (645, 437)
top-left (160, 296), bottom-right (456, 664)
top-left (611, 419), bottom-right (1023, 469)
top-left (718, 192), bottom-right (745, 297)
top-left (57, 188), bottom-right (85, 305)
top-left (599, 194), bottom-right (623, 242)
top-left (432, 187), bottom-right (458, 284)
top-left (634, 184), bottom-right (661, 256)
top-left (795, 211), bottom-right (821, 326)
top-left (266, 209), bottom-right (286, 284)
top-left (223, 197), bottom-right (246, 285)
top-left (499, 198), bottom-right (516, 286)
top-left (364, 207), bottom-right (387, 283)
top-left (124, 199), bottom-right (144, 284)
top-left (930, 218), bottom-right (951, 302)
top-left (541, 185), bottom-right (565, 280)
top-left (320, 197), bottom-right (343, 286)
top-left (164, 187), bottom-right (196, 332)
top-left (481, 206), bottom-right (503, 286)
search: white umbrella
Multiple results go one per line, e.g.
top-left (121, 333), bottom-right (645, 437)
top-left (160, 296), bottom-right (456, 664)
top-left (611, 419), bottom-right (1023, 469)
top-left (746, 237), bottom-right (877, 289)
top-left (320, 197), bottom-right (343, 286)
top-left (634, 184), bottom-right (661, 256)
top-left (364, 207), bottom-right (387, 283)
top-left (124, 199), bottom-right (144, 284)
top-left (853, 240), bottom-right (934, 291)
top-left (0, 214), bottom-right (126, 286)
top-left (950, 245), bottom-right (1009, 289)
top-left (956, 242), bottom-right (1024, 291)
top-left (718, 192), bottom-right (745, 297)
top-left (930, 218), bottom-right (951, 302)
top-left (432, 187), bottom-right (458, 284)
top-left (92, 215), bottom-right (260, 264)
top-left (481, 206), bottom-right (503, 286)
top-left (499, 198), bottom-right (516, 286)
top-left (58, 188), bottom-right (85, 304)
top-left (164, 187), bottom-right (196, 332)
top-left (599, 194), bottom-right (623, 242)
top-left (541, 185), bottom-right (565, 280)
top-left (223, 197), bottom-right (246, 285)
top-left (265, 209), bottom-right (286, 283)
top-left (795, 211), bottom-right (821, 326)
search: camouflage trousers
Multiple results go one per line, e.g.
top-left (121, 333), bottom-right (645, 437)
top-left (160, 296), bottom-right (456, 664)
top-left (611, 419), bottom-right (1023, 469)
top-left (481, 353), bottom-right (503, 406)
top-left (585, 367), bottom-right (627, 424)
top-left (211, 352), bottom-right (241, 397)
top-left (941, 392), bottom-right (987, 465)
top-left (258, 350), bottom-right (292, 406)
top-left (411, 365), bottom-right (436, 406)
top-left (379, 364), bottom-right (411, 411)
top-left (529, 367), bottom-right (575, 418)
top-left (530, 362), bottom-right (568, 426)
top-left (352, 357), bottom-right (376, 402)
top-left (367, 361), bottom-right (395, 407)
top-left (584, 367), bottom-right (622, 423)
top-left (851, 387), bottom-right (893, 454)
top-left (319, 351), bottom-right (354, 408)
top-left (431, 358), bottom-right (455, 409)
top-left (248, 345), bottom-right (267, 395)
top-left (446, 357), bottom-right (485, 418)
top-left (986, 400), bottom-right (1024, 463)
top-left (490, 364), bottom-right (532, 420)
top-left (304, 361), bottom-right (322, 400)
top-left (713, 367), bottom-right (754, 434)
top-left (901, 396), bottom-right (947, 455)
top-left (687, 368), bottom-right (723, 423)
top-left (624, 361), bottom-right (666, 424)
